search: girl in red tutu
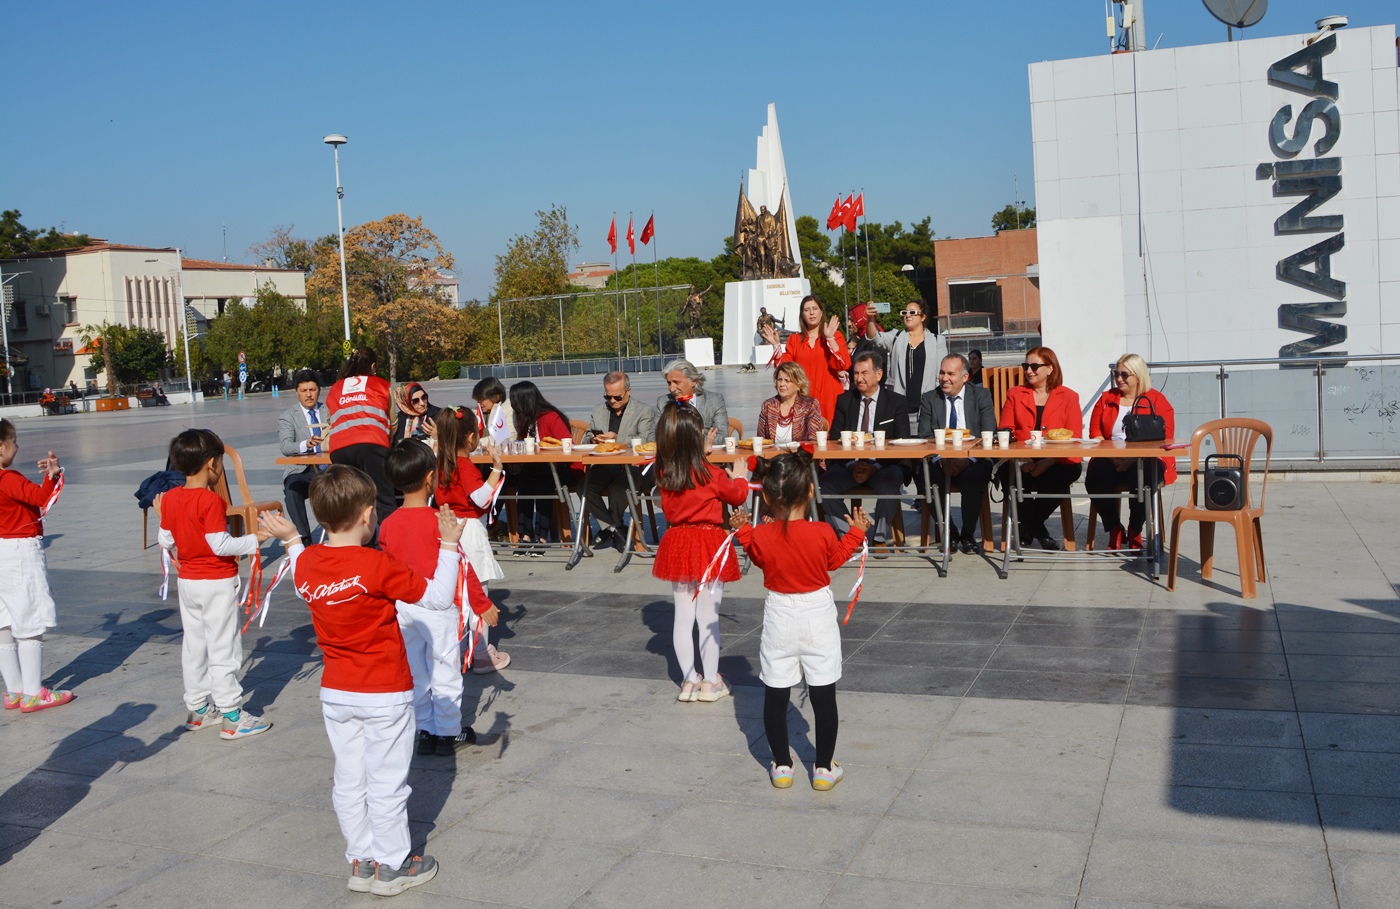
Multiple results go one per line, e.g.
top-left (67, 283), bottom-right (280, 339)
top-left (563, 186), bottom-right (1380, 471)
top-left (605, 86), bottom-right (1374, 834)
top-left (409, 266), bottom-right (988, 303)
top-left (653, 403), bottom-right (749, 703)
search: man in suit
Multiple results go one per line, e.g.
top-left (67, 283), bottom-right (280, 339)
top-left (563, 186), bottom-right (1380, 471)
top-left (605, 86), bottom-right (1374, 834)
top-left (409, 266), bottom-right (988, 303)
top-left (277, 368), bottom-right (326, 546)
top-left (821, 350), bottom-right (910, 555)
top-left (657, 358), bottom-right (729, 438)
top-left (918, 354), bottom-right (998, 553)
top-left (584, 371), bottom-right (657, 552)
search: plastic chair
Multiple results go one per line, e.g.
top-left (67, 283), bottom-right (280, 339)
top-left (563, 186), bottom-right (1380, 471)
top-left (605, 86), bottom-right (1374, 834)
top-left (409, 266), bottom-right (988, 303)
top-left (569, 419), bottom-right (589, 444)
top-left (982, 364), bottom-right (1025, 418)
top-left (1167, 418), bottom-right (1272, 599)
top-left (728, 417), bottom-right (743, 439)
top-left (213, 443), bottom-right (284, 546)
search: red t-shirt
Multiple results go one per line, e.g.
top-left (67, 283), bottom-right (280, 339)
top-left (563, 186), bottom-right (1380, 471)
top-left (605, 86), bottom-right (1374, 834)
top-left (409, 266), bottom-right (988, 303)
top-left (657, 464), bottom-right (749, 525)
top-left (736, 520), bottom-right (865, 594)
top-left (326, 374), bottom-right (392, 451)
top-left (435, 462), bottom-right (489, 520)
top-left (294, 545), bottom-right (425, 694)
top-left (159, 486), bottom-right (240, 580)
top-left (0, 469), bottom-right (57, 539)
top-left (378, 506), bottom-right (493, 616)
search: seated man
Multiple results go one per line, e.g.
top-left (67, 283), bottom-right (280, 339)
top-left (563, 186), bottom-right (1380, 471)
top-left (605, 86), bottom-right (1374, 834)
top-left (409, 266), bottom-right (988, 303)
top-left (656, 358), bottom-right (728, 438)
top-left (277, 369), bottom-right (327, 545)
top-left (584, 371), bottom-right (656, 551)
top-left (918, 354), bottom-right (997, 553)
top-left (820, 351), bottom-right (910, 556)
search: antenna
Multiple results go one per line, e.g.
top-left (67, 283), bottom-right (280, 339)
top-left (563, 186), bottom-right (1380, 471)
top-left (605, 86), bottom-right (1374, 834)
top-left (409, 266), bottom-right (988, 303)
top-left (1201, 0), bottom-right (1268, 41)
top-left (222, 225), bottom-right (228, 262)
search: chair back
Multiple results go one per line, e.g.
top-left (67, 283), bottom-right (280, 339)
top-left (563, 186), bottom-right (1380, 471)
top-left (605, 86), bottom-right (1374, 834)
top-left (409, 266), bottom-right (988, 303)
top-left (983, 365), bottom-right (1025, 418)
top-left (222, 443), bottom-right (256, 508)
top-left (1185, 418), bottom-right (1273, 510)
top-left (728, 417), bottom-right (744, 439)
top-left (568, 419), bottom-right (589, 444)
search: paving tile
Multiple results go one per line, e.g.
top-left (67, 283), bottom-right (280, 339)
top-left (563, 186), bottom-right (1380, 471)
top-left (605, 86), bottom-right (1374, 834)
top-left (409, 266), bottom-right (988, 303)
top-left (531, 741), bottom-right (729, 797)
top-left (103, 853), bottom-right (345, 908)
top-left (921, 731), bottom-right (1114, 780)
top-left (1289, 654), bottom-right (1400, 684)
top-left (874, 619), bottom-right (1011, 645)
top-left (945, 698), bottom-right (1125, 741)
top-left (1080, 836), bottom-right (1336, 909)
top-left (49, 785), bottom-right (283, 850)
top-left (1139, 624), bottom-right (1283, 654)
top-left (890, 769), bottom-right (1105, 831)
top-left (588, 707), bottom-right (763, 755)
top-left (842, 639), bottom-right (998, 668)
top-left (821, 873), bottom-right (1075, 909)
top-left (1300, 712), bottom-right (1400, 752)
top-left (1126, 674), bottom-right (1298, 711)
top-left (985, 643), bottom-right (1137, 674)
top-left (1016, 604), bottom-right (1145, 626)
top-left (1001, 623), bottom-right (1142, 649)
top-left (966, 669), bottom-right (1131, 705)
top-left (462, 782), bottom-right (679, 849)
top-left (840, 662), bottom-right (980, 697)
top-left (424, 827), bottom-right (629, 909)
top-left (700, 753), bottom-right (913, 814)
top-left (571, 850), bottom-right (835, 909)
top-left (1282, 631), bottom-right (1400, 657)
top-left (1316, 795), bottom-right (1400, 854)
top-left (1118, 706), bottom-right (1303, 748)
top-left (1132, 648), bottom-right (1289, 679)
top-left (1097, 781), bottom-right (1323, 847)
top-left (643, 799), bottom-right (879, 870)
top-left (1294, 681), bottom-right (1400, 715)
top-left (1309, 749), bottom-right (1400, 798)
top-left (1333, 849), bottom-right (1400, 909)
top-left (1109, 742), bottom-right (1313, 792)
top-left (1, 831), bottom-right (192, 908)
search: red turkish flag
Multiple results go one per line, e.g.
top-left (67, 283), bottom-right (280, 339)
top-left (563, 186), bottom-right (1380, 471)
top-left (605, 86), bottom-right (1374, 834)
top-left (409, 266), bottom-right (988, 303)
top-left (607, 217), bottom-right (617, 254)
top-left (626, 217), bottom-right (635, 255)
top-left (852, 193), bottom-right (865, 220)
top-left (842, 194), bottom-right (858, 233)
top-left (826, 195), bottom-right (842, 231)
top-left (639, 215), bottom-right (654, 246)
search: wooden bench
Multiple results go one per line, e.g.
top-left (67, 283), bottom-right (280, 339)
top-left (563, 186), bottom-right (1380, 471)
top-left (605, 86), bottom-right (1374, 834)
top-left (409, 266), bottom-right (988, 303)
top-left (135, 389), bottom-right (170, 407)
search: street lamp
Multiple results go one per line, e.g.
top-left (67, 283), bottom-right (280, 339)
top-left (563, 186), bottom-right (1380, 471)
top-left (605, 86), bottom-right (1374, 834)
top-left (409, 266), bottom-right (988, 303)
top-left (0, 267), bottom-right (31, 399)
top-left (145, 256), bottom-right (196, 404)
top-left (323, 134), bottom-right (352, 355)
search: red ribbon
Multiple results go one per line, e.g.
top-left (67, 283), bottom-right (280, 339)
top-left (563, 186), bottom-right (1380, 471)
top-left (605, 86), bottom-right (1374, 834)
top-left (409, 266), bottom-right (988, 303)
top-left (842, 541), bottom-right (868, 625)
top-left (453, 544), bottom-right (476, 672)
top-left (39, 471), bottom-right (64, 518)
top-left (242, 555), bottom-right (292, 633)
top-left (692, 532), bottom-right (735, 601)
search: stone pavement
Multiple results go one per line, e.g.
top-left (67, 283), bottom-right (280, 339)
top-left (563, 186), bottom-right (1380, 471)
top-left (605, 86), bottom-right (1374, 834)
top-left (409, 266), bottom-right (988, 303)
top-left (2, 370), bottom-right (1399, 908)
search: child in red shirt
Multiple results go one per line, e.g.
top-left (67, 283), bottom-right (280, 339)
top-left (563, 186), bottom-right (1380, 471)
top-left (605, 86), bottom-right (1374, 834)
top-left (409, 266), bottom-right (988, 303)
top-left (0, 418), bottom-right (70, 713)
top-left (652, 403), bottom-right (749, 704)
top-left (273, 464), bottom-right (464, 896)
top-left (158, 429), bottom-right (274, 739)
top-left (382, 439), bottom-right (499, 757)
top-left (432, 406), bottom-right (509, 674)
top-left (731, 452), bottom-right (869, 792)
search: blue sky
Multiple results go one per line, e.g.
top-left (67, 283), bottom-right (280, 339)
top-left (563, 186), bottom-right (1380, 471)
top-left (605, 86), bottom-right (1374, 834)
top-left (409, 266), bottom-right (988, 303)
top-left (4, 1), bottom-right (1394, 300)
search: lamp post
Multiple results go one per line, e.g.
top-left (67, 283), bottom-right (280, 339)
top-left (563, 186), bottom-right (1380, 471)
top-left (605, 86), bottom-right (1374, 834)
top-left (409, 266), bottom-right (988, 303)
top-left (323, 134), bottom-right (352, 355)
top-left (0, 267), bottom-right (30, 400)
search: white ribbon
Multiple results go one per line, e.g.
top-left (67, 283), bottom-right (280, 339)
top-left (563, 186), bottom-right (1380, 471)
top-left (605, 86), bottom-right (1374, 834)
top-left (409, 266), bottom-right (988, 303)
top-left (693, 531), bottom-right (735, 601)
top-left (242, 556), bottom-right (293, 633)
top-left (158, 548), bottom-right (176, 600)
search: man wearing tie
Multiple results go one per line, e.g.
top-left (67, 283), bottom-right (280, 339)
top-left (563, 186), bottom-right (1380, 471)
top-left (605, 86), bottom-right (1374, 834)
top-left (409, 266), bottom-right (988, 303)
top-left (277, 369), bottom-right (326, 545)
top-left (820, 351), bottom-right (910, 556)
top-left (917, 354), bottom-right (997, 554)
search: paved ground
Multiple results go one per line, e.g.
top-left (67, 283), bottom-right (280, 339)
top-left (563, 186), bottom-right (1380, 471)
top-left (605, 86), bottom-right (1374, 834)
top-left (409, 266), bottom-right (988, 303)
top-left (2, 368), bottom-right (1399, 908)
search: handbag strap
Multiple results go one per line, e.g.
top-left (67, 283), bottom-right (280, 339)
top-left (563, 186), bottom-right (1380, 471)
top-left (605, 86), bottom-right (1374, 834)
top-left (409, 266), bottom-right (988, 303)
top-left (1128, 394), bottom-right (1157, 417)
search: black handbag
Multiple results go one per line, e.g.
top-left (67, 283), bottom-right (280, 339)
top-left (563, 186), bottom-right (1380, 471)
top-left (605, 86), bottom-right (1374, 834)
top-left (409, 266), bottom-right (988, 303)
top-left (1122, 396), bottom-right (1166, 442)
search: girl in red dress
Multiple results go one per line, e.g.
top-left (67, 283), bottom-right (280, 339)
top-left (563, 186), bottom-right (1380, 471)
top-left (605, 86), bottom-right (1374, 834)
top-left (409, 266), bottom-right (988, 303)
top-left (653, 404), bottom-right (749, 703)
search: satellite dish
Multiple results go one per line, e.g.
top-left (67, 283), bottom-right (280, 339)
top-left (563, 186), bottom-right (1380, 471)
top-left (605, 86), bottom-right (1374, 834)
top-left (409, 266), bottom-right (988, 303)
top-left (1202, 0), bottom-right (1268, 29)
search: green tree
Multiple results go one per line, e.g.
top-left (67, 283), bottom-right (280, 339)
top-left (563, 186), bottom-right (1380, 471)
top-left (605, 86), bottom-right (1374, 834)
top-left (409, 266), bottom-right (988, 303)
top-left (991, 204), bottom-right (1036, 232)
top-left (111, 328), bottom-right (172, 386)
top-left (0, 210), bottom-right (89, 258)
top-left (78, 322), bottom-right (121, 395)
top-left (491, 205), bottom-right (579, 302)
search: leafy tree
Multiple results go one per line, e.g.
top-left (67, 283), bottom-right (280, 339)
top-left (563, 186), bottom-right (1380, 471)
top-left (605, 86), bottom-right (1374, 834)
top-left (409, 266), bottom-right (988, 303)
top-left (246, 225), bottom-right (319, 272)
top-left (0, 210), bottom-right (89, 258)
top-left (78, 322), bottom-right (121, 395)
top-left (76, 323), bottom-right (170, 393)
top-left (992, 204), bottom-right (1036, 232)
top-left (491, 205), bottom-right (579, 301)
top-left (171, 327), bottom-right (210, 380)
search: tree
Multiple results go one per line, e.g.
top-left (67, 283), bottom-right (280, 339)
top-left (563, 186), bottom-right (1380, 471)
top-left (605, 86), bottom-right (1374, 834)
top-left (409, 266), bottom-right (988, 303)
top-left (491, 205), bottom-right (579, 301)
top-left (992, 204), bottom-right (1036, 232)
top-left (0, 210), bottom-right (89, 258)
top-left (78, 322), bottom-right (120, 395)
top-left (77, 322), bottom-right (170, 393)
top-left (246, 225), bottom-right (318, 272)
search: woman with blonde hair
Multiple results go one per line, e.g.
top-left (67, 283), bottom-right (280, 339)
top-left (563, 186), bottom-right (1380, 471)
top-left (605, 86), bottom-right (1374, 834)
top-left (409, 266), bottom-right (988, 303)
top-left (756, 362), bottom-right (825, 443)
top-left (1086, 354), bottom-right (1177, 551)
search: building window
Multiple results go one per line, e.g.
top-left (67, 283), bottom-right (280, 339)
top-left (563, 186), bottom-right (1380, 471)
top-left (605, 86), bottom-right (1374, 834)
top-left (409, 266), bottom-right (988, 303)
top-left (947, 281), bottom-right (1002, 334)
top-left (11, 299), bottom-right (25, 331)
top-left (62, 295), bottom-right (79, 325)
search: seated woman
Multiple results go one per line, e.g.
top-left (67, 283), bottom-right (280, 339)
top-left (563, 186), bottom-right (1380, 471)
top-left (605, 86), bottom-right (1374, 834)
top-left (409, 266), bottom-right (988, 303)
top-left (756, 362), bottom-right (824, 444)
top-left (508, 381), bottom-right (580, 554)
top-left (998, 346), bottom-right (1082, 550)
top-left (391, 381), bottom-right (440, 444)
top-left (472, 377), bottom-right (514, 447)
top-left (1085, 353), bottom-right (1176, 551)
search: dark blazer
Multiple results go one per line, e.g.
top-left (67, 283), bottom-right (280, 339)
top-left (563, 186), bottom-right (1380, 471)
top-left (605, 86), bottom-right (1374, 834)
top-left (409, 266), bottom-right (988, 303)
top-left (830, 388), bottom-right (910, 440)
top-left (918, 383), bottom-right (997, 437)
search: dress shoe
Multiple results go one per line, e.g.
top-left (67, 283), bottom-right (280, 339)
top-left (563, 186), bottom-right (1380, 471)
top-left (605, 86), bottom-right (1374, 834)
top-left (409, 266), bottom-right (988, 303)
top-left (1035, 534), bottom-right (1060, 551)
top-left (591, 529), bottom-right (617, 551)
top-left (871, 541), bottom-right (891, 559)
top-left (958, 537), bottom-right (978, 555)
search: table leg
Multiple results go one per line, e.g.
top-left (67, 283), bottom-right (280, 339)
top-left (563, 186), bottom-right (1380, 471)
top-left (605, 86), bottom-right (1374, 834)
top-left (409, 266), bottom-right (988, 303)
top-left (565, 465), bottom-right (591, 570)
top-left (615, 464), bottom-right (644, 572)
top-left (1000, 460), bottom-right (1022, 579)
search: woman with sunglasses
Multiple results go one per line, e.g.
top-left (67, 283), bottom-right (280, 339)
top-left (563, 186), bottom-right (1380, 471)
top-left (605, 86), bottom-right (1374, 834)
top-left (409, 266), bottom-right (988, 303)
top-left (1085, 354), bottom-right (1176, 551)
top-left (863, 300), bottom-right (945, 434)
top-left (998, 347), bottom-right (1082, 550)
top-left (391, 382), bottom-right (441, 445)
top-left (760, 295), bottom-right (849, 426)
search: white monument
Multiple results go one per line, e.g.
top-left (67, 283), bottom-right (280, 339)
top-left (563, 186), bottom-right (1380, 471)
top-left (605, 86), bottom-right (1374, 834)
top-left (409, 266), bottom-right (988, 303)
top-left (722, 103), bottom-right (812, 366)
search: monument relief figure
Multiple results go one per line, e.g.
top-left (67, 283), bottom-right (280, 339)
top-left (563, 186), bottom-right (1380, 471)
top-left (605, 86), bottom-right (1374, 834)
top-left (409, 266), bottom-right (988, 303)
top-left (733, 181), bottom-right (800, 281)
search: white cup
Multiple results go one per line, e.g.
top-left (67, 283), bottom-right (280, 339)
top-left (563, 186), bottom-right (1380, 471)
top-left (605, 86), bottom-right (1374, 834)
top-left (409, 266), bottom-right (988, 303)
top-left (561, 438), bottom-right (573, 454)
top-left (524, 438), bottom-right (537, 455)
top-left (854, 431), bottom-right (866, 448)
top-left (933, 428), bottom-right (946, 447)
top-left (725, 438), bottom-right (737, 454)
top-left (997, 430), bottom-right (1011, 447)
top-left (1030, 430), bottom-right (1044, 446)
top-left (951, 431), bottom-right (964, 448)
top-left (980, 430), bottom-right (994, 447)
top-left (815, 431), bottom-right (829, 448)
top-left (873, 430), bottom-right (886, 448)
top-left (752, 437), bottom-right (764, 454)
top-left (840, 430), bottom-right (854, 447)
top-left (630, 437), bottom-right (642, 454)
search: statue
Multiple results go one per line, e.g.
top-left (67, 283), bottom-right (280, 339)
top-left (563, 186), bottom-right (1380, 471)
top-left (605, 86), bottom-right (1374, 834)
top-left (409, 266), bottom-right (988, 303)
top-left (733, 181), bottom-right (800, 281)
top-left (684, 284), bottom-right (712, 338)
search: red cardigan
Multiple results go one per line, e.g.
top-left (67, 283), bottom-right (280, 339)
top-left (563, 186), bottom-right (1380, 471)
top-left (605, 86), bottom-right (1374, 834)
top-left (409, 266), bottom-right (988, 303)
top-left (1089, 388), bottom-right (1177, 484)
top-left (774, 331), bottom-right (850, 426)
top-left (999, 384), bottom-right (1084, 464)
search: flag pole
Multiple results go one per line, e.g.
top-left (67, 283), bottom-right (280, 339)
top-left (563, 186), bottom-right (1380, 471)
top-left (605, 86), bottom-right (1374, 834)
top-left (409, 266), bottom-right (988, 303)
top-left (849, 192), bottom-right (860, 313)
top-left (612, 211), bottom-right (621, 359)
top-left (839, 220), bottom-right (849, 327)
top-left (862, 188), bottom-right (875, 302)
top-left (629, 212), bottom-right (641, 362)
top-left (651, 212), bottom-right (661, 359)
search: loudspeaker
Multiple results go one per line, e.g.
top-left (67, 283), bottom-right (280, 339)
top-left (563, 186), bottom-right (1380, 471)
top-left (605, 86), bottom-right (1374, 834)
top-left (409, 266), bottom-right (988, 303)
top-left (1203, 454), bottom-right (1245, 510)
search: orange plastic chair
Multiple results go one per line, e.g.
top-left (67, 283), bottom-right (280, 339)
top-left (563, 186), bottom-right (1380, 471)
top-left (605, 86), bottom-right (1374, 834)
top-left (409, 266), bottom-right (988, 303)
top-left (1167, 418), bottom-right (1272, 599)
top-left (728, 417), bottom-right (744, 439)
top-left (211, 444), bottom-right (284, 551)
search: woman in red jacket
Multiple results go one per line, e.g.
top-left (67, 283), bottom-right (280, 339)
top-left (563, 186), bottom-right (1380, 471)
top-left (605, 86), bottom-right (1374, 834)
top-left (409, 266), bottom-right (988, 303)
top-left (760, 295), bottom-right (850, 426)
top-left (998, 346), bottom-right (1082, 550)
top-left (326, 347), bottom-right (396, 522)
top-left (508, 381), bottom-right (579, 555)
top-left (1086, 354), bottom-right (1177, 551)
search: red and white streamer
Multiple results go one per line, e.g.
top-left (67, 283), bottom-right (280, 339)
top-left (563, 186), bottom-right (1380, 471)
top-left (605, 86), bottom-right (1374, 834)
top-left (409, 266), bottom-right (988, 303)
top-left (453, 544), bottom-right (477, 672)
top-left (242, 556), bottom-right (293, 633)
top-left (692, 531), bottom-right (735, 601)
top-left (39, 470), bottom-right (64, 518)
top-left (240, 552), bottom-right (263, 618)
top-left (841, 540), bottom-right (869, 625)
top-left (158, 548), bottom-right (178, 600)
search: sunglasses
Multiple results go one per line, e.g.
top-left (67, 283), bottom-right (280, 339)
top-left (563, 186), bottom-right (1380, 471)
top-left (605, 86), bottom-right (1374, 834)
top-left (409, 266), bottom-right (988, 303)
top-left (410, 395), bottom-right (427, 404)
top-left (1112, 371), bottom-right (1133, 381)
top-left (603, 393), bottom-right (626, 402)
top-left (1022, 362), bottom-right (1048, 372)
top-left (900, 309), bottom-right (922, 317)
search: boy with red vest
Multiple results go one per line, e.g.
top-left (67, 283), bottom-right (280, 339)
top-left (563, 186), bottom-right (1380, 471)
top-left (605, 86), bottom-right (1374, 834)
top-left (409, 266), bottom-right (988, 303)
top-left (158, 428), bottom-right (274, 739)
top-left (271, 464), bottom-right (463, 896)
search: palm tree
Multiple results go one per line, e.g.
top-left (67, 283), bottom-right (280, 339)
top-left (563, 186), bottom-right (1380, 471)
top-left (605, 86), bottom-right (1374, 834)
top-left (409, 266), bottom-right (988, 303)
top-left (78, 322), bottom-right (119, 396)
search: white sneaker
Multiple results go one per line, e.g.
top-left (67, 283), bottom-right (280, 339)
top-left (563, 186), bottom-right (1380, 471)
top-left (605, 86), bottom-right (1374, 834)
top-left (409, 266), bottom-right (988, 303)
top-left (471, 645), bottom-right (511, 675)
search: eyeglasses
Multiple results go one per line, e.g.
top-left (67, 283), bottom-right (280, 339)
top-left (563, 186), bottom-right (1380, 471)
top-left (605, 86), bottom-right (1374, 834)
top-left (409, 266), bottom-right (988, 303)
top-left (603, 394), bottom-right (626, 402)
top-left (1113, 371), bottom-right (1133, 381)
top-left (410, 395), bottom-right (427, 404)
top-left (1022, 362), bottom-right (1048, 372)
top-left (900, 309), bottom-right (922, 317)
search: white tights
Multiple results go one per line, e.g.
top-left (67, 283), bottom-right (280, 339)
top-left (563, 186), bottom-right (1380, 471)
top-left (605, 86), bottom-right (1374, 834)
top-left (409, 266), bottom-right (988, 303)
top-left (0, 626), bottom-right (44, 697)
top-left (671, 582), bottom-right (722, 684)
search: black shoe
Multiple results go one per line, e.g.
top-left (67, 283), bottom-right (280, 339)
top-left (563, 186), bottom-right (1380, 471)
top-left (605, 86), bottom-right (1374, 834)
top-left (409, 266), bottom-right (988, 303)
top-left (958, 537), bottom-right (978, 554)
top-left (591, 529), bottom-right (616, 551)
top-left (1036, 534), bottom-right (1060, 551)
top-left (436, 728), bottom-right (476, 755)
top-left (416, 730), bottom-right (436, 755)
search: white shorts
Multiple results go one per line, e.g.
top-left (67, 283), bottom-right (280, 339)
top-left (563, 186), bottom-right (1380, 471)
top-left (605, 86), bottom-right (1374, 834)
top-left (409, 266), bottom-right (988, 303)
top-left (759, 587), bottom-right (842, 689)
top-left (0, 537), bottom-right (56, 638)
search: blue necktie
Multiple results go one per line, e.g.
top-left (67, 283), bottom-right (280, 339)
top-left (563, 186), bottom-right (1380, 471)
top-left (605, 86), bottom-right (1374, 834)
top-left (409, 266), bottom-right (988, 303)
top-left (949, 395), bottom-right (959, 430)
top-left (309, 409), bottom-right (321, 453)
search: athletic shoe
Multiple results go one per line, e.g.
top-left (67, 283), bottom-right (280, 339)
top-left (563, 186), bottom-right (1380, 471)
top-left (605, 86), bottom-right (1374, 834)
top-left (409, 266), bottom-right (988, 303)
top-left (812, 762), bottom-right (844, 791)
top-left (19, 688), bottom-right (74, 714)
top-left (677, 680), bottom-right (700, 703)
top-left (696, 677), bottom-right (730, 703)
top-left (769, 761), bottom-right (795, 789)
top-left (220, 710), bottom-right (272, 740)
top-left (416, 730), bottom-right (437, 755)
top-left (184, 704), bottom-right (222, 731)
top-left (371, 854), bottom-right (438, 896)
top-left (3, 692), bottom-right (20, 710)
top-left (348, 858), bottom-right (375, 893)
top-left (471, 645), bottom-right (511, 675)
top-left (435, 728), bottom-right (476, 755)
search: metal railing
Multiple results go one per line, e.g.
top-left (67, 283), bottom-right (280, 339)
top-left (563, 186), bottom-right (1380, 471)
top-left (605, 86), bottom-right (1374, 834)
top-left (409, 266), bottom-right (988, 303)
top-left (485, 285), bottom-right (695, 367)
top-left (1145, 354), bottom-right (1399, 463)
